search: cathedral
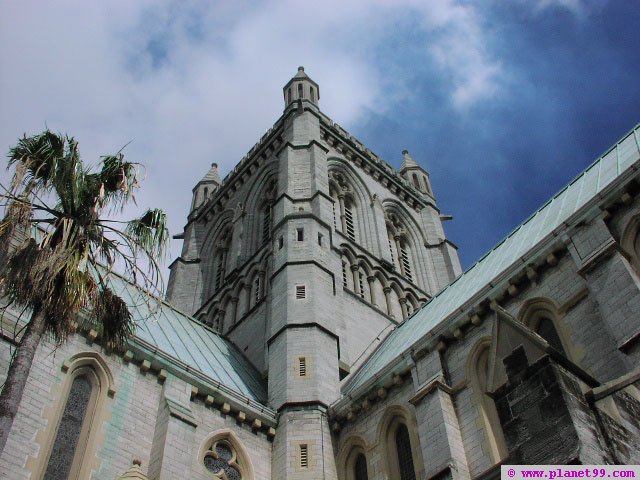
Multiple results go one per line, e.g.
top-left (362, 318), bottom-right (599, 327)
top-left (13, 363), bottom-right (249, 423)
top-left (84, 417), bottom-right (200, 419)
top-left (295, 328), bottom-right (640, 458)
top-left (1, 67), bottom-right (639, 479)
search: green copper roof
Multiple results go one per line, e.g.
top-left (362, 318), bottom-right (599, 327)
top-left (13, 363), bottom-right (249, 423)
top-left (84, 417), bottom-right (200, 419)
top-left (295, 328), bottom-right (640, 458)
top-left (343, 124), bottom-right (640, 396)
top-left (107, 273), bottom-right (267, 403)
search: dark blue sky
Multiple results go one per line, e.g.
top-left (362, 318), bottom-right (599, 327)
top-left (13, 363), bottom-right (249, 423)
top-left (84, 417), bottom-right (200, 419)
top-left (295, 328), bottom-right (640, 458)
top-left (348, 1), bottom-right (640, 268)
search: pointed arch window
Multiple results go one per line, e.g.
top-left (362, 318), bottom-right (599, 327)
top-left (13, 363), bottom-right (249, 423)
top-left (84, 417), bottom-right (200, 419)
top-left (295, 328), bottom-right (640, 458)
top-left (395, 424), bottom-right (416, 480)
top-left (412, 174), bottom-right (421, 191)
top-left (354, 453), bottom-right (368, 480)
top-left (535, 317), bottom-right (566, 355)
top-left (44, 374), bottom-right (93, 479)
top-left (38, 354), bottom-right (115, 480)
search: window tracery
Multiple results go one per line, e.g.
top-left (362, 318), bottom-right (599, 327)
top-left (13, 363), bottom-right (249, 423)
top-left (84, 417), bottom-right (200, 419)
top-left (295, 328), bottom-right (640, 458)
top-left (204, 440), bottom-right (242, 480)
top-left (329, 171), bottom-right (359, 243)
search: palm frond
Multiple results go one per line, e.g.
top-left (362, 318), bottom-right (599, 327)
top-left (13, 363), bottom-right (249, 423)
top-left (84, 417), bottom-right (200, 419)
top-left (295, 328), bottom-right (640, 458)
top-left (125, 208), bottom-right (169, 260)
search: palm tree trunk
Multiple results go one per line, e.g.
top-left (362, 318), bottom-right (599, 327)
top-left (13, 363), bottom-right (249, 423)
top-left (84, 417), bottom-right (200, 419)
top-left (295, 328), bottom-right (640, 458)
top-left (0, 307), bottom-right (46, 454)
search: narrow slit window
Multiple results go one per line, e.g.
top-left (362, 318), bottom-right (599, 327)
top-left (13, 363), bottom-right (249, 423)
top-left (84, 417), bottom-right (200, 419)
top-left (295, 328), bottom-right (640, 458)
top-left (342, 262), bottom-right (348, 288)
top-left (300, 444), bottom-right (308, 468)
top-left (262, 207), bottom-right (272, 243)
top-left (288, 88), bottom-right (292, 104)
top-left (296, 285), bottom-right (306, 299)
top-left (358, 270), bottom-right (365, 298)
top-left (298, 83), bottom-right (304, 99)
top-left (310, 86), bottom-right (315, 101)
top-left (299, 357), bottom-right (307, 376)
top-left (278, 236), bottom-right (284, 250)
top-left (297, 228), bottom-right (304, 241)
top-left (254, 277), bottom-right (261, 304)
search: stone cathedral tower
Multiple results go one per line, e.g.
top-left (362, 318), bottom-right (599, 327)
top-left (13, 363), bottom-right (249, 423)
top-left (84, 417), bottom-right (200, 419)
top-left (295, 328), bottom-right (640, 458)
top-left (167, 67), bottom-right (461, 478)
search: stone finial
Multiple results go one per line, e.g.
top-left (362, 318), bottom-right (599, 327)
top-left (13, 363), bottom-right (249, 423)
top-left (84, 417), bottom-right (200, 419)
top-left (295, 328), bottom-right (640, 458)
top-left (283, 66), bottom-right (320, 108)
top-left (201, 163), bottom-right (221, 186)
top-left (400, 149), bottom-right (419, 171)
top-left (117, 459), bottom-right (149, 479)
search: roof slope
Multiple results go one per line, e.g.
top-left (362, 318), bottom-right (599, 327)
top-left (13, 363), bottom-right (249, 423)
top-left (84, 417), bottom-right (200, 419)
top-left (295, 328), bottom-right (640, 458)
top-left (343, 124), bottom-right (640, 396)
top-left (107, 273), bottom-right (267, 403)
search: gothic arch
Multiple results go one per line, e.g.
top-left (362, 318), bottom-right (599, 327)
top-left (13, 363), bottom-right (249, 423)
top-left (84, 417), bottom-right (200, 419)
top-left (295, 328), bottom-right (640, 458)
top-left (376, 405), bottom-right (424, 480)
top-left (621, 214), bottom-right (640, 272)
top-left (337, 435), bottom-right (370, 480)
top-left (202, 210), bottom-right (235, 300)
top-left (518, 297), bottom-right (572, 359)
top-left (328, 159), bottom-right (376, 252)
top-left (32, 352), bottom-right (115, 480)
top-left (466, 338), bottom-right (508, 463)
top-left (198, 429), bottom-right (254, 480)
top-left (382, 200), bottom-right (434, 293)
top-left (244, 165), bottom-right (279, 255)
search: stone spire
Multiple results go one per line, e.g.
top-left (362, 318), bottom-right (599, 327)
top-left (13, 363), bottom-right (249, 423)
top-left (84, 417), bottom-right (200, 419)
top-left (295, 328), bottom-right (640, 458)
top-left (398, 149), bottom-right (434, 196)
top-left (400, 149), bottom-right (419, 173)
top-left (201, 162), bottom-right (221, 186)
top-left (283, 66), bottom-right (320, 109)
top-left (191, 163), bottom-right (221, 211)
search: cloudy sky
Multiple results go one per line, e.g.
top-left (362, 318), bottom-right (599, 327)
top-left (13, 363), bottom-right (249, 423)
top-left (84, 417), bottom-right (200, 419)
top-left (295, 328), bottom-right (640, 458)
top-left (1, 0), bottom-right (639, 283)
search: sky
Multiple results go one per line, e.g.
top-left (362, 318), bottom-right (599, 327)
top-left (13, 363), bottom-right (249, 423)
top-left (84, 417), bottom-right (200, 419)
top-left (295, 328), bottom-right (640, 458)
top-left (1, 0), bottom-right (639, 284)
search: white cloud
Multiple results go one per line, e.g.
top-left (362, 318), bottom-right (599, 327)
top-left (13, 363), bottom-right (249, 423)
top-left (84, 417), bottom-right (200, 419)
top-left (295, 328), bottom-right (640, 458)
top-left (0, 0), bottom-right (504, 282)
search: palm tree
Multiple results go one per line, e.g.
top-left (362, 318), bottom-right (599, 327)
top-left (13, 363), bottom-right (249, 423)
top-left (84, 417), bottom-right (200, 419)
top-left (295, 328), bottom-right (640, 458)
top-left (0, 131), bottom-right (169, 453)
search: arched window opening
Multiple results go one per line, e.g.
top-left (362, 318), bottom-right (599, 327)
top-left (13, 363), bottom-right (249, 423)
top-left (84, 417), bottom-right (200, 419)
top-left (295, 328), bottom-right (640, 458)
top-left (469, 343), bottom-right (507, 462)
top-left (298, 83), bottom-right (304, 99)
top-left (412, 174), bottom-right (421, 191)
top-left (310, 86), bottom-right (315, 102)
top-left (44, 374), bottom-right (93, 478)
top-left (395, 424), bottom-right (416, 480)
top-left (288, 88), bottom-right (292, 104)
top-left (355, 453), bottom-right (368, 480)
top-left (536, 317), bottom-right (566, 355)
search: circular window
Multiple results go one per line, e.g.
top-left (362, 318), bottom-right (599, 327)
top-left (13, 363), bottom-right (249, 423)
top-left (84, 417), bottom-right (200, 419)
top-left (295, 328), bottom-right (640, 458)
top-left (204, 440), bottom-right (242, 480)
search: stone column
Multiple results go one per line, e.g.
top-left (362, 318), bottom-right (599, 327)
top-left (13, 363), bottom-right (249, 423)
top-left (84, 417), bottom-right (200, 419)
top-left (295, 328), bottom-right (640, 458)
top-left (367, 276), bottom-right (377, 306)
top-left (383, 287), bottom-right (393, 318)
top-left (351, 264), bottom-right (360, 295)
top-left (338, 194), bottom-right (347, 233)
top-left (399, 297), bottom-right (408, 319)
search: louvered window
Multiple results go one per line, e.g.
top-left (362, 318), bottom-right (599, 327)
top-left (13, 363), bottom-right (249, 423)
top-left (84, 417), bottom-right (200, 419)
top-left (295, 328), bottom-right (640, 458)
top-left (345, 204), bottom-right (355, 241)
top-left (296, 285), bottom-right (306, 299)
top-left (400, 246), bottom-right (412, 282)
top-left (358, 270), bottom-right (364, 298)
top-left (332, 202), bottom-right (337, 229)
top-left (215, 255), bottom-right (225, 290)
top-left (388, 232), bottom-right (396, 267)
top-left (262, 207), bottom-right (271, 243)
top-left (254, 277), bottom-right (261, 304)
top-left (396, 424), bottom-right (416, 480)
top-left (355, 453), bottom-right (369, 480)
top-left (299, 357), bottom-right (307, 376)
top-left (342, 262), bottom-right (348, 288)
top-left (300, 444), bottom-right (308, 468)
